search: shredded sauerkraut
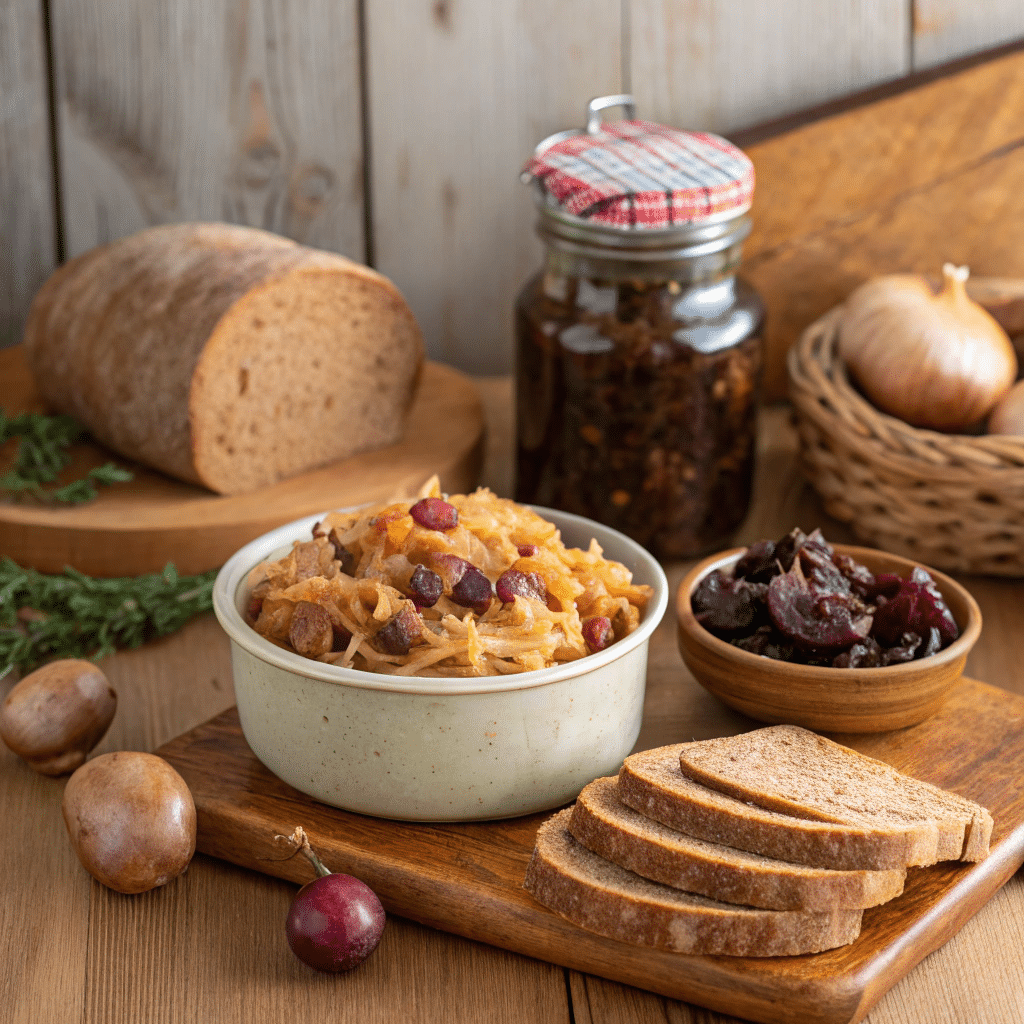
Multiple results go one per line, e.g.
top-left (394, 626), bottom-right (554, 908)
top-left (246, 477), bottom-right (653, 676)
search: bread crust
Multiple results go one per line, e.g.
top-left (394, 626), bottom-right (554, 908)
top-left (524, 810), bottom-right (863, 956)
top-left (569, 777), bottom-right (905, 911)
top-left (677, 725), bottom-right (993, 864)
top-left (619, 746), bottom-right (928, 870)
top-left (23, 223), bottom-right (424, 494)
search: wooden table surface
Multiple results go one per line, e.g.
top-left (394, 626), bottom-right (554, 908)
top-left (4, 381), bottom-right (1024, 1024)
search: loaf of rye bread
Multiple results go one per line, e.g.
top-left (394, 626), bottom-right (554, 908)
top-left (23, 223), bottom-right (424, 495)
top-left (569, 777), bottom-right (906, 911)
top-left (524, 810), bottom-right (864, 957)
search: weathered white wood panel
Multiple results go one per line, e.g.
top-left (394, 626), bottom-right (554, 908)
top-left (49, 0), bottom-right (365, 261)
top-left (629, 0), bottom-right (912, 135)
top-left (0, 0), bottom-right (57, 347)
top-left (913, 1), bottom-right (1024, 70)
top-left (365, 0), bottom-right (623, 374)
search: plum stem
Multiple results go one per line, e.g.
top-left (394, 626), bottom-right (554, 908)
top-left (278, 825), bottom-right (332, 878)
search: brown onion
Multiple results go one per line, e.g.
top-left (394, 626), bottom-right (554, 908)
top-left (838, 264), bottom-right (1017, 431)
top-left (988, 379), bottom-right (1024, 435)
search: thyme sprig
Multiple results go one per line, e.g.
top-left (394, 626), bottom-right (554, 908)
top-left (0, 408), bottom-right (133, 504)
top-left (0, 559), bottom-right (217, 678)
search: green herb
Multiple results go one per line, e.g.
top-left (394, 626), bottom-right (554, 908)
top-left (0, 559), bottom-right (217, 678)
top-left (0, 408), bottom-right (133, 504)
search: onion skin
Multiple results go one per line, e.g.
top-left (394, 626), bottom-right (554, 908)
top-left (988, 379), bottom-right (1024, 435)
top-left (838, 265), bottom-right (1018, 431)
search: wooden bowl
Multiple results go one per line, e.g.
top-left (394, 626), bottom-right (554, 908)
top-left (676, 544), bottom-right (982, 733)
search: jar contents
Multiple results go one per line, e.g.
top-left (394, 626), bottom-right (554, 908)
top-left (515, 271), bottom-right (764, 560)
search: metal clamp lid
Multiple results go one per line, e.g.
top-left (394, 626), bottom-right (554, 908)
top-left (585, 94), bottom-right (637, 134)
top-left (523, 94), bottom-right (754, 231)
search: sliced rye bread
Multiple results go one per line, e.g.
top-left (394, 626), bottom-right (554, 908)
top-left (23, 223), bottom-right (424, 495)
top-left (524, 809), bottom-right (863, 956)
top-left (569, 777), bottom-right (905, 911)
top-left (620, 746), bottom-right (939, 870)
top-left (677, 725), bottom-right (993, 863)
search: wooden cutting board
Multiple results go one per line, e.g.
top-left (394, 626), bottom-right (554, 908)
top-left (157, 676), bottom-right (1024, 1024)
top-left (0, 345), bottom-right (484, 577)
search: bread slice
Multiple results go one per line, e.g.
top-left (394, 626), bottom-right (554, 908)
top-left (569, 777), bottom-right (905, 911)
top-left (23, 223), bottom-right (424, 495)
top-left (524, 810), bottom-right (863, 956)
top-left (620, 746), bottom-right (935, 870)
top-left (678, 725), bottom-right (993, 863)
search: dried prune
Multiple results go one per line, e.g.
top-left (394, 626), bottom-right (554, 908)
top-left (880, 632), bottom-right (922, 665)
top-left (450, 565), bottom-right (493, 613)
top-left (771, 528), bottom-right (807, 573)
top-left (375, 606), bottom-right (421, 656)
top-left (733, 540), bottom-right (778, 583)
top-left (731, 624), bottom-right (794, 661)
top-left (767, 561), bottom-right (871, 652)
top-left (691, 570), bottom-right (768, 637)
top-left (871, 568), bottom-right (958, 648)
top-left (410, 497), bottom-right (459, 531)
top-left (408, 565), bottom-right (443, 608)
top-left (697, 529), bottom-right (960, 668)
top-left (582, 616), bottom-right (613, 651)
top-left (832, 637), bottom-right (882, 669)
top-left (791, 531), bottom-right (856, 601)
top-left (496, 569), bottom-right (546, 604)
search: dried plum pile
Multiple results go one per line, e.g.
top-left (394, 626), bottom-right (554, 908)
top-left (691, 528), bottom-right (959, 668)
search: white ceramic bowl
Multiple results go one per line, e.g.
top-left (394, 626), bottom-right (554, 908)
top-left (213, 506), bottom-right (668, 821)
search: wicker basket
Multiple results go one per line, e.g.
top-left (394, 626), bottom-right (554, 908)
top-left (787, 306), bottom-right (1024, 576)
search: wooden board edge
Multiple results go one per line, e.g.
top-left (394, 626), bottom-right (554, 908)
top-left (156, 681), bottom-right (1024, 1024)
top-left (847, 828), bottom-right (1024, 1023)
top-left (731, 37), bottom-right (1024, 149)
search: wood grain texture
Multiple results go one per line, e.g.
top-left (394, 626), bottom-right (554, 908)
top-left (913, 2), bottom-right (1024, 70)
top-left (49, 0), bottom-right (365, 260)
top-left (0, 0), bottom-right (57, 348)
top-left (629, 0), bottom-right (910, 135)
top-left (4, 400), bottom-right (1024, 1024)
top-left (741, 44), bottom-right (1024, 397)
top-left (157, 678), bottom-right (1024, 1024)
top-left (0, 347), bottom-right (484, 576)
top-left (365, 0), bottom-right (622, 375)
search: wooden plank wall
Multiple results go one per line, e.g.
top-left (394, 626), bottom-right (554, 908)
top-left (2, 1), bottom-right (1024, 375)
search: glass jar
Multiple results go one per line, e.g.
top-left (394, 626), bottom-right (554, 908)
top-left (514, 98), bottom-right (764, 560)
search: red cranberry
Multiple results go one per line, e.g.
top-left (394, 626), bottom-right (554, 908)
top-left (408, 565), bottom-right (443, 608)
top-left (582, 616), bottom-right (614, 652)
top-left (517, 544), bottom-right (539, 557)
top-left (410, 497), bottom-right (458, 531)
top-left (496, 569), bottom-right (546, 604)
top-left (450, 565), bottom-right (493, 614)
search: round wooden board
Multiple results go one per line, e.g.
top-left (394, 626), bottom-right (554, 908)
top-left (0, 346), bottom-right (484, 577)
